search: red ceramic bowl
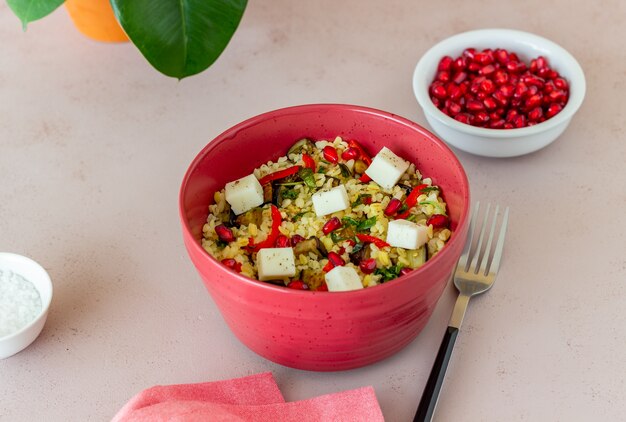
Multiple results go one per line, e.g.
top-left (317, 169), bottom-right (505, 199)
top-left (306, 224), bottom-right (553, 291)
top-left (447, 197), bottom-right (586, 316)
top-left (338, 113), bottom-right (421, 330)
top-left (179, 104), bottom-right (470, 371)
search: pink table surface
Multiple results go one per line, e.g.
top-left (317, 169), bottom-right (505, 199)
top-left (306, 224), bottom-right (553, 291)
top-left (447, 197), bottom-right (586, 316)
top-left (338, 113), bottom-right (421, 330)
top-left (1, 1), bottom-right (624, 421)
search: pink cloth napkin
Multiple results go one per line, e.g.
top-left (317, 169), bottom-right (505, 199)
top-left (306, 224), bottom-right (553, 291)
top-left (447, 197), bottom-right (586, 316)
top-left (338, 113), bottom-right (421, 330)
top-left (112, 372), bottom-right (384, 422)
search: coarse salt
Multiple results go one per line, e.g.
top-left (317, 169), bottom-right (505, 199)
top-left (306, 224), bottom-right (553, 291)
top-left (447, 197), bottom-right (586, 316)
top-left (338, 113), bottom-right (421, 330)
top-left (0, 270), bottom-right (42, 338)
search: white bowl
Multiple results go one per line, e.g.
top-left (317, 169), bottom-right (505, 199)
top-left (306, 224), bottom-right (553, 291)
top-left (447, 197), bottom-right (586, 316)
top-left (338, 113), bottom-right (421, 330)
top-left (0, 253), bottom-right (52, 359)
top-left (413, 28), bottom-right (586, 157)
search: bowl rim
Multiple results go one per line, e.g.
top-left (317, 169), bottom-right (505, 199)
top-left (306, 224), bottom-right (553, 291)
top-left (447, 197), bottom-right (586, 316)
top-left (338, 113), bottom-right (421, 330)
top-left (0, 252), bottom-right (52, 342)
top-left (179, 103), bottom-right (471, 297)
top-left (413, 28), bottom-right (587, 139)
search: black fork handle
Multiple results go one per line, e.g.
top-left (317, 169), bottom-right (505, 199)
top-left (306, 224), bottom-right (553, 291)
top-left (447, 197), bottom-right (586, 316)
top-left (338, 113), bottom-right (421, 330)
top-left (413, 326), bottom-right (459, 422)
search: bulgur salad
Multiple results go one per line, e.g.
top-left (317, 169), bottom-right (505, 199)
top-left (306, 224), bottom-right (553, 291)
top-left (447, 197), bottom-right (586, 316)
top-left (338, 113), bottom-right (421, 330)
top-left (202, 137), bottom-right (451, 292)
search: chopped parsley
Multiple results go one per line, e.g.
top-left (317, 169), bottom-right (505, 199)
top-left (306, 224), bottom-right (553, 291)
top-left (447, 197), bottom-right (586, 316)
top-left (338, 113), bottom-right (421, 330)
top-left (351, 194), bottom-right (372, 207)
top-left (375, 264), bottom-right (404, 282)
top-left (356, 216), bottom-right (377, 232)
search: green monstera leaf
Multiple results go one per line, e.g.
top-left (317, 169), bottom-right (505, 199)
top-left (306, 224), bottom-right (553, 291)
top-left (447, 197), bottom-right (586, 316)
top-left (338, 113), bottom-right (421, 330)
top-left (6, 0), bottom-right (65, 28)
top-left (111, 0), bottom-right (248, 79)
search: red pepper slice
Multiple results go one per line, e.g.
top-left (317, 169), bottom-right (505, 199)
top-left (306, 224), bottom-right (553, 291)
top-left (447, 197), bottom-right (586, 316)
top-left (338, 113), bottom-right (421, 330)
top-left (302, 154), bottom-right (316, 170)
top-left (359, 173), bottom-right (372, 183)
top-left (347, 139), bottom-right (372, 165)
top-left (356, 234), bottom-right (390, 249)
top-left (406, 184), bottom-right (429, 208)
top-left (247, 205), bottom-right (283, 252)
top-left (258, 166), bottom-right (301, 186)
top-left (322, 261), bottom-right (335, 272)
top-left (395, 210), bottom-right (411, 220)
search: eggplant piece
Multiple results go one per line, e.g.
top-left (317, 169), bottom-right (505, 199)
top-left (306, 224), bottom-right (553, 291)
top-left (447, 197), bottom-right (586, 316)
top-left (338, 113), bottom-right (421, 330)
top-left (262, 183), bottom-right (273, 203)
top-left (301, 269), bottom-right (326, 291)
top-left (398, 184), bottom-right (413, 195)
top-left (235, 207), bottom-right (264, 227)
top-left (406, 246), bottom-right (428, 269)
top-left (349, 243), bottom-right (371, 265)
top-left (288, 138), bottom-right (315, 155)
top-left (354, 159), bottom-right (368, 175)
top-left (293, 237), bottom-right (327, 258)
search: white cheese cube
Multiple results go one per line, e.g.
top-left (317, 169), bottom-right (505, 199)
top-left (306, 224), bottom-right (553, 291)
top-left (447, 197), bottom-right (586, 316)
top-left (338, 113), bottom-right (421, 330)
top-left (325, 266), bottom-right (364, 292)
top-left (386, 219), bottom-right (429, 250)
top-left (364, 147), bottom-right (410, 189)
top-left (256, 248), bottom-right (296, 281)
top-left (224, 174), bottom-right (264, 215)
top-left (312, 185), bottom-right (350, 217)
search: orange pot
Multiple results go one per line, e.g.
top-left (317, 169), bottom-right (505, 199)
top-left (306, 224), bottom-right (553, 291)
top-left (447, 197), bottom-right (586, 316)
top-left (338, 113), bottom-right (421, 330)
top-left (65, 0), bottom-right (128, 42)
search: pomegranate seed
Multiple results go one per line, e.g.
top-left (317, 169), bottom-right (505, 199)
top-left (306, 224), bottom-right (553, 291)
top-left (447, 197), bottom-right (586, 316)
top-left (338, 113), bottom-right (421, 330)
top-left (522, 74), bottom-right (545, 87)
top-left (322, 146), bottom-right (338, 163)
top-left (513, 115), bottom-right (527, 128)
top-left (345, 239), bottom-right (356, 247)
top-left (437, 70), bottom-right (450, 82)
top-left (462, 48), bottom-right (477, 60)
top-left (490, 119), bottom-right (506, 129)
top-left (543, 81), bottom-right (555, 94)
top-left (291, 234), bottom-right (305, 246)
top-left (322, 217), bottom-right (342, 234)
top-left (506, 109), bottom-right (519, 122)
top-left (504, 123), bottom-right (514, 129)
top-left (483, 97), bottom-right (497, 110)
top-left (499, 84), bottom-right (515, 98)
top-left (341, 147), bottom-right (359, 161)
top-left (327, 252), bottom-right (345, 267)
top-left (215, 224), bottom-right (235, 243)
top-left (316, 282), bottom-right (328, 291)
top-left (452, 71), bottom-right (468, 84)
top-left (476, 91), bottom-right (488, 100)
top-left (359, 258), bottom-right (377, 274)
top-left (506, 61), bottom-right (526, 73)
top-left (546, 103), bottom-right (563, 118)
top-left (427, 214), bottom-right (449, 229)
top-left (468, 62), bottom-right (481, 72)
top-left (489, 111), bottom-right (502, 120)
top-left (514, 82), bottom-right (528, 98)
top-left (493, 70), bottom-right (509, 85)
top-left (399, 268), bottom-right (413, 277)
top-left (492, 91), bottom-right (509, 107)
top-left (528, 107), bottom-right (543, 122)
top-left (431, 83), bottom-right (447, 99)
top-left (438, 56), bottom-right (453, 71)
top-left (384, 198), bottom-right (402, 216)
top-left (525, 94), bottom-right (543, 109)
top-left (448, 101), bottom-right (462, 116)
top-left (554, 77), bottom-right (569, 90)
top-left (287, 280), bottom-right (309, 290)
top-left (474, 111), bottom-right (490, 125)
top-left (466, 100), bottom-right (484, 111)
top-left (447, 84), bottom-right (462, 100)
top-left (362, 196), bottom-right (373, 205)
top-left (455, 113), bottom-right (472, 124)
top-left (509, 52), bottom-right (519, 62)
top-left (221, 258), bottom-right (241, 272)
top-left (494, 49), bottom-right (509, 64)
top-left (479, 79), bottom-right (495, 93)
top-left (453, 57), bottom-right (467, 70)
top-left (548, 90), bottom-right (566, 102)
top-left (480, 64), bottom-right (496, 76)
top-left (275, 235), bottom-right (291, 248)
top-left (475, 52), bottom-right (493, 65)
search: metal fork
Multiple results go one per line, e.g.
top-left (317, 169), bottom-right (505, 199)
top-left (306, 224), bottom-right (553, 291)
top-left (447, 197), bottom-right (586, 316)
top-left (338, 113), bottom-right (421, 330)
top-left (414, 202), bottom-right (510, 422)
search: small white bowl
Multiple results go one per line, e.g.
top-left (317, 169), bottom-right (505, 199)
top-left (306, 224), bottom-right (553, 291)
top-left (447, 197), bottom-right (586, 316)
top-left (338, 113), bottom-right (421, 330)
top-left (413, 28), bottom-right (586, 157)
top-left (0, 253), bottom-right (52, 359)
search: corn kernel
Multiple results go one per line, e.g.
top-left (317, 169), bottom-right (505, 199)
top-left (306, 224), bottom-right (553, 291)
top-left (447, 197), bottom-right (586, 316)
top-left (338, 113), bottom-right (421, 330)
top-left (322, 237), bottom-right (334, 252)
top-left (377, 251), bottom-right (390, 266)
top-left (248, 223), bottom-right (258, 236)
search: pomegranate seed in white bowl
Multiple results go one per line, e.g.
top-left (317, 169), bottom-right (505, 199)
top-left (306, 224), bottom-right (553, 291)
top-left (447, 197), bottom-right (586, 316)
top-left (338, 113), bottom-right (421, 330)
top-left (413, 28), bottom-right (586, 158)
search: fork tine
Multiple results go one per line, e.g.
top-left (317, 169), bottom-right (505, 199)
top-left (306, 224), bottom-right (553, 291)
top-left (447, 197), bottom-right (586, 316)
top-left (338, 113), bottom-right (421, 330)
top-left (478, 204), bottom-right (500, 276)
top-left (488, 206), bottom-right (509, 275)
top-left (469, 203), bottom-right (491, 273)
top-left (457, 201), bottom-right (479, 271)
